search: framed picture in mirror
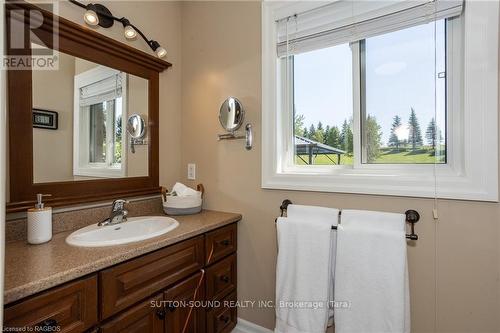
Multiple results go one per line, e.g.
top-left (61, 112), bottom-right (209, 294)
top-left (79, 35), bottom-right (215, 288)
top-left (32, 109), bottom-right (58, 130)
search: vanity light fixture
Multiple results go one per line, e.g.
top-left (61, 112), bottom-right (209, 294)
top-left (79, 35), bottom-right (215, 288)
top-left (149, 40), bottom-right (167, 58)
top-left (83, 4), bottom-right (99, 26)
top-left (69, 0), bottom-right (167, 58)
top-left (122, 19), bottom-right (137, 39)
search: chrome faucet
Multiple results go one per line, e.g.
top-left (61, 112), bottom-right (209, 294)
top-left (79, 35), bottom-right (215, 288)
top-left (98, 199), bottom-right (129, 226)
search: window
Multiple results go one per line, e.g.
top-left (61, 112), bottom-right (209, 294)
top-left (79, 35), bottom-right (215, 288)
top-left (361, 21), bottom-right (446, 164)
top-left (289, 20), bottom-right (446, 166)
top-left (74, 66), bottom-right (127, 178)
top-left (262, 0), bottom-right (499, 201)
top-left (293, 43), bottom-right (353, 166)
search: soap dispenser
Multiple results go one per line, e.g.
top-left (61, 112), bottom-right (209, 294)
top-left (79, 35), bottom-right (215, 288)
top-left (27, 194), bottom-right (52, 244)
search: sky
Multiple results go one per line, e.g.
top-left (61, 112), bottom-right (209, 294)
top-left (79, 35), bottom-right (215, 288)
top-left (293, 20), bottom-right (446, 146)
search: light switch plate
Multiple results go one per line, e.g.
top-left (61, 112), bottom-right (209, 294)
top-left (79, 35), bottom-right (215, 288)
top-left (187, 163), bottom-right (196, 180)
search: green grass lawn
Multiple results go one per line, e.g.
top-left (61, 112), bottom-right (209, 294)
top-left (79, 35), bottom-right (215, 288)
top-left (295, 147), bottom-right (445, 165)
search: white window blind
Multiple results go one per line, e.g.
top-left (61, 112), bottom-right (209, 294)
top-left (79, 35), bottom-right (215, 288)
top-left (276, 0), bottom-right (463, 57)
top-left (80, 73), bottom-right (123, 107)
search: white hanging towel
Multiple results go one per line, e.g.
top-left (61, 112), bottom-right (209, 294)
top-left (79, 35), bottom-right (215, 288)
top-left (275, 205), bottom-right (339, 333)
top-left (334, 209), bottom-right (410, 333)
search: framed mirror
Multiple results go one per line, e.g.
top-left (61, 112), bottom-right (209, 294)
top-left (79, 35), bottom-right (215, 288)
top-left (6, 2), bottom-right (171, 212)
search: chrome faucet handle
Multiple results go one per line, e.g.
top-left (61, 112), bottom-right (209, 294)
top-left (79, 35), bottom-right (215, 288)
top-left (121, 209), bottom-right (129, 222)
top-left (111, 199), bottom-right (129, 212)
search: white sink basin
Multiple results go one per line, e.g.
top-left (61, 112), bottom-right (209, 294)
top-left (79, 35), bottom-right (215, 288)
top-left (66, 216), bottom-right (179, 247)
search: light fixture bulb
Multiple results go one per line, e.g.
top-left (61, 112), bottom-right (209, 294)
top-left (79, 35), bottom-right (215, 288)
top-left (156, 46), bottom-right (167, 58)
top-left (124, 25), bottom-right (137, 39)
top-left (84, 9), bottom-right (99, 26)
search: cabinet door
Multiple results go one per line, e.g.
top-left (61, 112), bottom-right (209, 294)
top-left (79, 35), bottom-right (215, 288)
top-left (165, 271), bottom-right (205, 333)
top-left (99, 294), bottom-right (164, 333)
top-left (4, 275), bottom-right (98, 333)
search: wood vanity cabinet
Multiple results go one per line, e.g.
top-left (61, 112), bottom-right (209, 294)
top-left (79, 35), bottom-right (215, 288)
top-left (4, 223), bottom-right (238, 333)
top-left (4, 275), bottom-right (98, 333)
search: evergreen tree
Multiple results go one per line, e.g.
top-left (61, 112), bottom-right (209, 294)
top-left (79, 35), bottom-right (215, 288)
top-left (365, 115), bottom-right (382, 162)
top-left (340, 119), bottom-right (353, 154)
top-left (309, 124), bottom-right (316, 141)
top-left (388, 115), bottom-right (402, 151)
top-left (302, 127), bottom-right (309, 139)
top-left (325, 126), bottom-right (341, 148)
top-left (425, 118), bottom-right (441, 148)
top-left (313, 121), bottom-right (324, 143)
top-left (407, 107), bottom-right (423, 150)
top-left (324, 125), bottom-right (330, 144)
top-left (317, 121), bottom-right (324, 132)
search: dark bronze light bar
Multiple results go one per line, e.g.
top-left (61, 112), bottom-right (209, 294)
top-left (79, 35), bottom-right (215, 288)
top-left (68, 0), bottom-right (167, 58)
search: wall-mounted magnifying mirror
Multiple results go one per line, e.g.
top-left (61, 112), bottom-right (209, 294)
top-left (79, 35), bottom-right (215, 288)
top-left (127, 114), bottom-right (146, 138)
top-left (219, 97), bottom-right (244, 133)
top-left (218, 97), bottom-right (252, 150)
top-left (127, 114), bottom-right (147, 153)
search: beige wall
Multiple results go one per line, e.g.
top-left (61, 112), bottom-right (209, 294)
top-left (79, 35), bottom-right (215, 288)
top-left (32, 51), bottom-right (75, 183)
top-left (180, 2), bottom-right (500, 332)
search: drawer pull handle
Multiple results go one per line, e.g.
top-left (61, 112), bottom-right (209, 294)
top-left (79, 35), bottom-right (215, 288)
top-left (219, 239), bottom-right (230, 246)
top-left (36, 318), bottom-right (59, 329)
top-left (220, 275), bottom-right (230, 283)
top-left (156, 309), bottom-right (166, 320)
top-left (219, 315), bottom-right (230, 324)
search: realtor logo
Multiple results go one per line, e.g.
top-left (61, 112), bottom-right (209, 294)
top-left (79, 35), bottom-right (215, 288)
top-left (3, 1), bottom-right (59, 70)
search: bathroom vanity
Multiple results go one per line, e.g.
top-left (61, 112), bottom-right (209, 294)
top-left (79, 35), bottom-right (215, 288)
top-left (4, 211), bottom-right (240, 333)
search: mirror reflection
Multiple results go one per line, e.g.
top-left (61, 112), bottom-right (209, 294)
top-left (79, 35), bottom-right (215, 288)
top-left (127, 114), bottom-right (147, 139)
top-left (32, 46), bottom-right (149, 183)
top-left (219, 97), bottom-right (244, 132)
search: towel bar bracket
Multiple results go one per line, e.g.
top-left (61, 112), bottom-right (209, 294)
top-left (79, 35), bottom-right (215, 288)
top-left (276, 200), bottom-right (419, 241)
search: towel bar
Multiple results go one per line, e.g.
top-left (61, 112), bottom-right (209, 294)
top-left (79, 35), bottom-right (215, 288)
top-left (275, 199), bottom-right (419, 240)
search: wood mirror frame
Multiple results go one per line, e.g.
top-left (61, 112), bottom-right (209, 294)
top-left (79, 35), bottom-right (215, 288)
top-left (6, 2), bottom-right (171, 213)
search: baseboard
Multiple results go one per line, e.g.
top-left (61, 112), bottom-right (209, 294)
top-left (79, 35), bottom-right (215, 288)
top-left (233, 318), bottom-right (274, 333)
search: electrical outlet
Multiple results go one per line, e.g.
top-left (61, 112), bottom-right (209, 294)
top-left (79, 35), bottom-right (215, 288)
top-left (187, 163), bottom-right (196, 180)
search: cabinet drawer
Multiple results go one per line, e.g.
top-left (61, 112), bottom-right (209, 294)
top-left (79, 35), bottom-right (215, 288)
top-left (100, 236), bottom-right (204, 319)
top-left (206, 253), bottom-right (236, 301)
top-left (99, 294), bottom-right (164, 333)
top-left (4, 275), bottom-right (98, 333)
top-left (206, 291), bottom-right (237, 333)
top-left (205, 224), bottom-right (237, 265)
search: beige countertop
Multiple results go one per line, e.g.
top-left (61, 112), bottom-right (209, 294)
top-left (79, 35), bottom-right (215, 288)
top-left (4, 210), bottom-right (241, 305)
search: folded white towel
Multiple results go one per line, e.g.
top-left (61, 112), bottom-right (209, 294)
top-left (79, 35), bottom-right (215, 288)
top-left (286, 205), bottom-right (339, 324)
top-left (171, 182), bottom-right (200, 197)
top-left (275, 205), bottom-right (339, 333)
top-left (334, 209), bottom-right (410, 333)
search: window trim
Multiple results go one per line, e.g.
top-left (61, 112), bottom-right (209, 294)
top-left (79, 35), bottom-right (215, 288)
top-left (261, 0), bottom-right (498, 201)
top-left (73, 66), bottom-right (127, 178)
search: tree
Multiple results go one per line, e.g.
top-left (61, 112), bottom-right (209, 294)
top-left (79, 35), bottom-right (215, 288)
top-left (294, 113), bottom-right (305, 137)
top-left (313, 121), bottom-right (324, 143)
top-left (302, 127), bottom-right (309, 139)
top-left (365, 115), bottom-right (382, 162)
top-left (340, 119), bottom-right (353, 154)
top-left (407, 107), bottom-right (423, 150)
top-left (325, 126), bottom-right (341, 148)
top-left (388, 115), bottom-right (402, 151)
top-left (425, 118), bottom-right (442, 148)
top-left (308, 124), bottom-right (316, 141)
